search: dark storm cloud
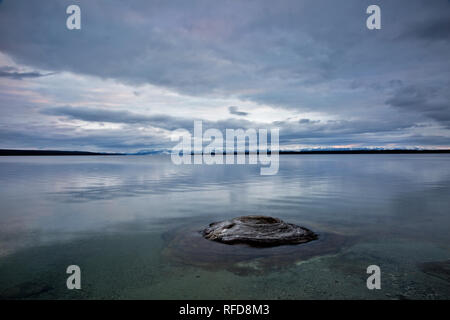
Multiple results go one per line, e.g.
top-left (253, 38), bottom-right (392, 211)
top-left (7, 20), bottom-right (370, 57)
top-left (298, 118), bottom-right (320, 124)
top-left (0, 0), bottom-right (449, 150)
top-left (386, 85), bottom-right (450, 127)
top-left (0, 125), bottom-right (171, 152)
top-left (41, 105), bottom-right (423, 143)
top-left (42, 106), bottom-right (194, 131)
top-left (0, 66), bottom-right (53, 80)
top-left (3, 101), bottom-right (448, 152)
top-left (228, 106), bottom-right (249, 116)
top-left (1, 0), bottom-right (448, 100)
top-left (42, 105), bottom-right (259, 134)
top-left (400, 18), bottom-right (450, 41)
top-left (276, 117), bottom-right (421, 145)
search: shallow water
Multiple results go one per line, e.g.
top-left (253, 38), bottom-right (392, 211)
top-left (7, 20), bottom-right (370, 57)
top-left (0, 154), bottom-right (449, 299)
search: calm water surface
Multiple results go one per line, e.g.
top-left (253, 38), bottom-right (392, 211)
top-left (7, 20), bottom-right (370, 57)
top-left (0, 155), bottom-right (449, 299)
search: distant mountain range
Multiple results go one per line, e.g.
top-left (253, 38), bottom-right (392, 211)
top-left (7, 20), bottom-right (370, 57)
top-left (1, 148), bottom-right (449, 156)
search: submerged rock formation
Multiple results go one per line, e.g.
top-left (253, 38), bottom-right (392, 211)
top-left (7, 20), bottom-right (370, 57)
top-left (163, 219), bottom-right (350, 275)
top-left (202, 215), bottom-right (318, 247)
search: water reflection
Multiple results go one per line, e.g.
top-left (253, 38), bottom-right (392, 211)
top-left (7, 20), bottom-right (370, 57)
top-left (0, 154), bottom-right (449, 298)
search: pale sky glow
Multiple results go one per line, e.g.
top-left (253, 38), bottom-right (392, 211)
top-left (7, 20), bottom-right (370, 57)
top-left (0, 0), bottom-right (449, 152)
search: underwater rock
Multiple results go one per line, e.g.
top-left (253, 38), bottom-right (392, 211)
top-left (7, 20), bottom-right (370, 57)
top-left (419, 260), bottom-right (450, 282)
top-left (162, 221), bottom-right (351, 275)
top-left (202, 215), bottom-right (318, 247)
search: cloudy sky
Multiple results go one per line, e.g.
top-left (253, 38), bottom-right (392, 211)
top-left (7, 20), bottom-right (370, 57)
top-left (0, 0), bottom-right (449, 152)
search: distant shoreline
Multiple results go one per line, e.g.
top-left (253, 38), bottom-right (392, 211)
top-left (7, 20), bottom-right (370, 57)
top-left (277, 149), bottom-right (450, 154)
top-left (0, 149), bottom-right (124, 156)
top-left (1, 149), bottom-right (450, 156)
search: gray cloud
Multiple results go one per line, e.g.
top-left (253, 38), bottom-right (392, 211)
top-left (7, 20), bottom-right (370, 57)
top-left (3, 115), bottom-right (447, 152)
top-left (42, 106), bottom-right (194, 131)
top-left (0, 66), bottom-right (53, 80)
top-left (228, 106), bottom-right (249, 116)
top-left (0, 0), bottom-right (449, 150)
top-left (40, 105), bottom-right (431, 146)
top-left (1, 0), bottom-right (448, 103)
top-left (0, 124), bottom-right (171, 152)
top-left (276, 117), bottom-right (422, 145)
top-left (42, 105), bottom-right (260, 134)
top-left (386, 85), bottom-right (450, 127)
top-left (400, 18), bottom-right (450, 41)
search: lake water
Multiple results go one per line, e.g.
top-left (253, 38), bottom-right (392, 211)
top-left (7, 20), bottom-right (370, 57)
top-left (0, 154), bottom-right (449, 299)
